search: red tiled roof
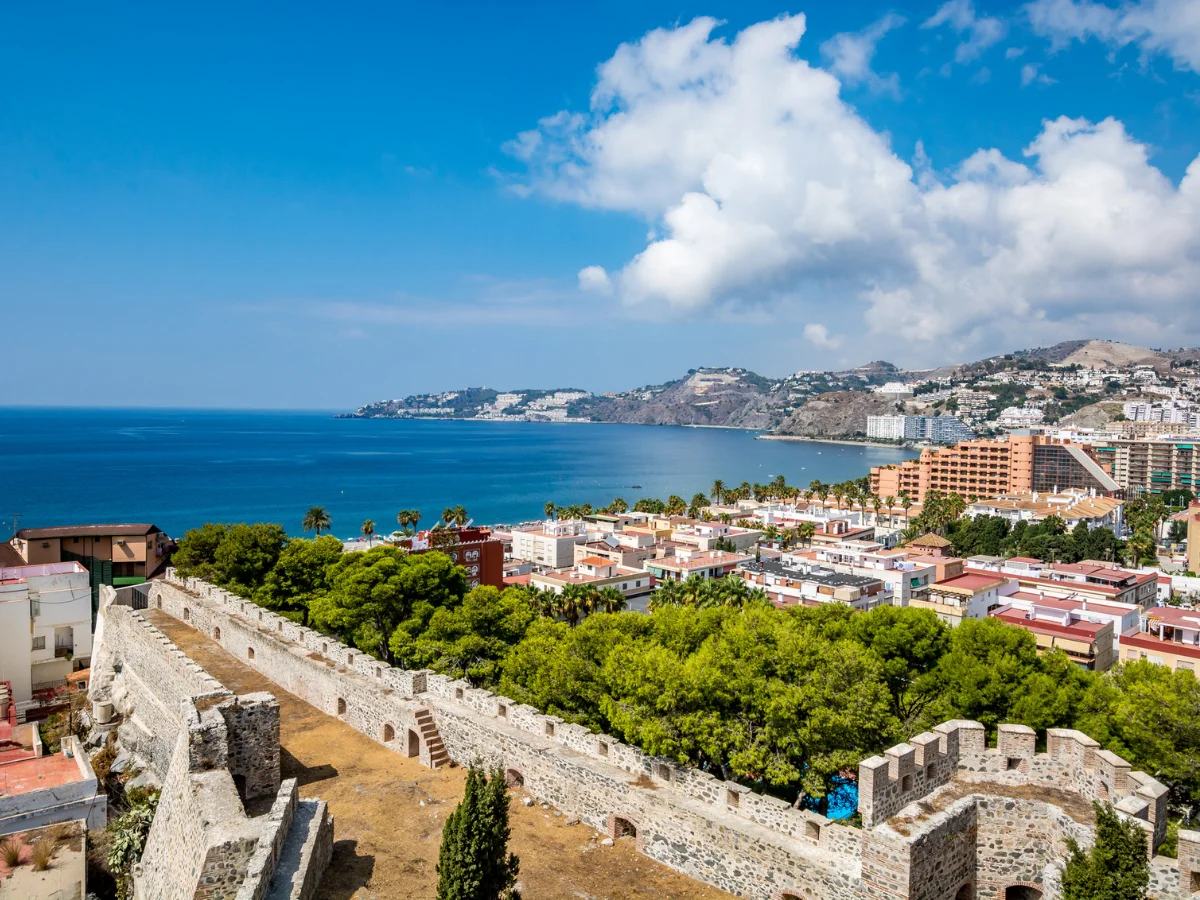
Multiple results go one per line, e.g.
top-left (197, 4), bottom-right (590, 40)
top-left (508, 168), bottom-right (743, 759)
top-left (1121, 630), bottom-right (1200, 660)
top-left (992, 608), bottom-right (1106, 638)
top-left (578, 556), bottom-right (614, 568)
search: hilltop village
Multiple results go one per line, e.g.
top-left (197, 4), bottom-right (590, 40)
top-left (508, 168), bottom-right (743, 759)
top-left (6, 339), bottom-right (1200, 898)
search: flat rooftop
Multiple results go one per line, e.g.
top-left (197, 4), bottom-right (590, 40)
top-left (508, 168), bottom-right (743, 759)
top-left (0, 751), bottom-right (85, 796)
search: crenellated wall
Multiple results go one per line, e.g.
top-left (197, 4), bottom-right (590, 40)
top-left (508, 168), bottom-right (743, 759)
top-left (136, 571), bottom-right (1199, 900)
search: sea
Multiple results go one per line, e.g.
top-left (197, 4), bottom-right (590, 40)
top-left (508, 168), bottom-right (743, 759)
top-left (0, 408), bottom-right (918, 540)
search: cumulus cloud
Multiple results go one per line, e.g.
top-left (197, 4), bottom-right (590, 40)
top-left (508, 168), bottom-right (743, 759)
top-left (803, 323), bottom-right (842, 349)
top-left (508, 15), bottom-right (1200, 355)
top-left (819, 13), bottom-right (906, 96)
top-left (1026, 0), bottom-right (1200, 72)
top-left (923, 0), bottom-right (1008, 64)
top-left (578, 265), bottom-right (614, 294)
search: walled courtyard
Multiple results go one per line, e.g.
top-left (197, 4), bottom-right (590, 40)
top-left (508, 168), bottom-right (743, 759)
top-left (145, 609), bottom-right (736, 900)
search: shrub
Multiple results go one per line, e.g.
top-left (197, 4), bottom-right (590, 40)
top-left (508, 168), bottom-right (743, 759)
top-left (436, 767), bottom-right (520, 900)
top-left (92, 741), bottom-right (118, 782)
top-left (30, 839), bottom-right (54, 871)
top-left (1, 836), bottom-right (23, 867)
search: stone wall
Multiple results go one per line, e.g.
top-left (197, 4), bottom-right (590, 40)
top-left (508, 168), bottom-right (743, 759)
top-left (143, 571), bottom-right (1199, 900)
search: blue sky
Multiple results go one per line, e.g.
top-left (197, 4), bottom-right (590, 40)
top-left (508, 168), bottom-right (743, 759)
top-left (3, 0), bottom-right (1199, 408)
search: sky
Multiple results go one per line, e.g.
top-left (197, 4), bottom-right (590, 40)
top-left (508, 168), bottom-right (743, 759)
top-left (3, 0), bottom-right (1200, 408)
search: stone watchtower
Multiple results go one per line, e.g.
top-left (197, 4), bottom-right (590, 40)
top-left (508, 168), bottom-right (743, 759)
top-left (856, 720), bottom-right (1186, 900)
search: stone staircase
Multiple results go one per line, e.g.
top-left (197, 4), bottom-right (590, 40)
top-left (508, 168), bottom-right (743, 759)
top-left (414, 707), bottom-right (450, 769)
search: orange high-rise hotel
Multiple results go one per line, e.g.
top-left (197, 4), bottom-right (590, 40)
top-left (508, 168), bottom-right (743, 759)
top-left (870, 434), bottom-right (1121, 503)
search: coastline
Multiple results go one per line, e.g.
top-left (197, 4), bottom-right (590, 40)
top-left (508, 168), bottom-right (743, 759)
top-left (756, 434), bottom-right (917, 450)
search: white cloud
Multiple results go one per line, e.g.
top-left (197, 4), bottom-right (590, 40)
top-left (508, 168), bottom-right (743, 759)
top-left (1006, 45), bottom-right (1028, 58)
top-left (1026, 0), bottom-right (1200, 72)
top-left (819, 13), bottom-right (906, 96)
top-left (578, 265), bottom-right (614, 294)
top-left (1020, 61), bottom-right (1058, 84)
top-left (803, 323), bottom-right (842, 349)
top-left (509, 15), bottom-right (1200, 358)
top-left (923, 0), bottom-right (1008, 64)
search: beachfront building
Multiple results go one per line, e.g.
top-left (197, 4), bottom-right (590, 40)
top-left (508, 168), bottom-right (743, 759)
top-left (0, 562), bottom-right (93, 711)
top-left (990, 606), bottom-right (1116, 670)
top-left (870, 435), bottom-right (1121, 504)
top-left (510, 519), bottom-right (587, 569)
top-left (865, 415), bottom-right (975, 444)
top-left (644, 548), bottom-right (753, 584)
top-left (737, 558), bottom-right (889, 610)
top-left (907, 572), bottom-right (1008, 626)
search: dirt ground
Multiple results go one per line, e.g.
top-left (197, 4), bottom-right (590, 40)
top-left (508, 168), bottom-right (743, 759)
top-left (146, 611), bottom-right (736, 900)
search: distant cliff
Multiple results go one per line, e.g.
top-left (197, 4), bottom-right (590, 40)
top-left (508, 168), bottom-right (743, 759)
top-left (773, 391), bottom-right (899, 438)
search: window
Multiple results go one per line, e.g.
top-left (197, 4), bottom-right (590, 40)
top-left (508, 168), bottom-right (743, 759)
top-left (30, 598), bottom-right (40, 618)
top-left (32, 636), bottom-right (45, 651)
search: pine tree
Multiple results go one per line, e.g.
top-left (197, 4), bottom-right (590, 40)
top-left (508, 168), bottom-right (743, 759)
top-left (1061, 802), bottom-right (1150, 900)
top-left (436, 767), bottom-right (521, 900)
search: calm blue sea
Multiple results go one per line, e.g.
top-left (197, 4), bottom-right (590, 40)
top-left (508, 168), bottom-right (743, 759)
top-left (0, 409), bottom-right (917, 539)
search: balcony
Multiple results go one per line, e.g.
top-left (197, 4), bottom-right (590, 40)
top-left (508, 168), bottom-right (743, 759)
top-left (54, 646), bottom-right (73, 659)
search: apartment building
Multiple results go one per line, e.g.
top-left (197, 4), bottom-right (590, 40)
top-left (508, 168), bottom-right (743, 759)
top-left (908, 572), bottom-right (1008, 626)
top-left (573, 539), bottom-right (656, 569)
top-left (865, 415), bottom-right (975, 443)
top-left (531, 557), bottom-right (653, 602)
top-left (991, 606), bottom-right (1115, 670)
top-left (998, 589), bottom-right (1139, 650)
top-left (1120, 606), bottom-right (1200, 675)
top-left (965, 490), bottom-right (1124, 533)
top-left (644, 548), bottom-right (753, 583)
top-left (510, 519), bottom-right (587, 569)
top-left (870, 435), bottom-right (1120, 504)
top-left (807, 541), bottom-right (944, 606)
top-left (965, 558), bottom-right (1157, 608)
top-left (671, 522), bottom-right (762, 553)
top-left (737, 558), bottom-right (889, 611)
top-left (1091, 437), bottom-right (1199, 496)
top-left (0, 562), bottom-right (92, 710)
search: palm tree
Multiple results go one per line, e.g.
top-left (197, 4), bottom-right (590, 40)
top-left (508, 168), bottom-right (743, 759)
top-left (797, 521), bottom-right (817, 547)
top-left (302, 505), bottom-right (331, 536)
top-left (899, 492), bottom-right (913, 526)
top-left (689, 492), bottom-right (710, 518)
top-left (597, 585), bottom-right (627, 614)
top-left (711, 479), bottom-right (726, 505)
top-left (452, 505), bottom-right (469, 527)
top-left (361, 519), bottom-right (375, 547)
top-left (442, 507), bottom-right (455, 526)
top-left (409, 509), bottom-right (421, 532)
top-left (611, 497), bottom-right (628, 514)
top-left (871, 495), bottom-right (883, 526)
top-left (738, 481), bottom-right (752, 501)
top-left (883, 496), bottom-right (896, 528)
top-left (544, 501), bottom-right (556, 520)
top-left (665, 495), bottom-right (687, 516)
top-left (397, 509), bottom-right (411, 534)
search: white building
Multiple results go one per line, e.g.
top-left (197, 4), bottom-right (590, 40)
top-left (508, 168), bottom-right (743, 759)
top-left (867, 415), bottom-right (907, 440)
top-left (0, 562), bottom-right (93, 712)
top-left (874, 382), bottom-right (914, 400)
top-left (997, 406), bottom-right (1046, 429)
top-left (510, 519), bottom-right (587, 569)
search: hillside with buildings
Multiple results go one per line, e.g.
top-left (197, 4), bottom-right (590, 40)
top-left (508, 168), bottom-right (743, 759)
top-left (345, 339), bottom-right (1200, 441)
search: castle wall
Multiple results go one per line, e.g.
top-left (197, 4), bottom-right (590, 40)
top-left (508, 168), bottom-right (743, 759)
top-left (151, 573), bottom-right (862, 900)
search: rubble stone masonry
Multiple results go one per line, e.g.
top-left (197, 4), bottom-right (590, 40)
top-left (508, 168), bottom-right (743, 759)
top-left (100, 571), bottom-right (1200, 899)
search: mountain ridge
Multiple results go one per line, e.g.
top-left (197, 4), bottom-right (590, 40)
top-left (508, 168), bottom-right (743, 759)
top-left (344, 339), bottom-right (1200, 438)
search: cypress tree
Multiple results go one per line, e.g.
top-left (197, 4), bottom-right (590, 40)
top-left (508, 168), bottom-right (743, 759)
top-left (436, 766), bottom-right (521, 900)
top-left (1061, 802), bottom-right (1150, 900)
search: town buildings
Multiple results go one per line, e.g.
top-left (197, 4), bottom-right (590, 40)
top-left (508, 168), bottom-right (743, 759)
top-left (0, 562), bottom-right (93, 710)
top-left (1189, 501), bottom-right (1200, 575)
top-left (965, 557), bottom-right (1158, 608)
top-left (870, 435), bottom-right (1120, 503)
top-left (907, 571), bottom-right (1008, 625)
top-left (407, 527), bottom-right (505, 589)
top-left (1120, 606), bottom-right (1200, 674)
